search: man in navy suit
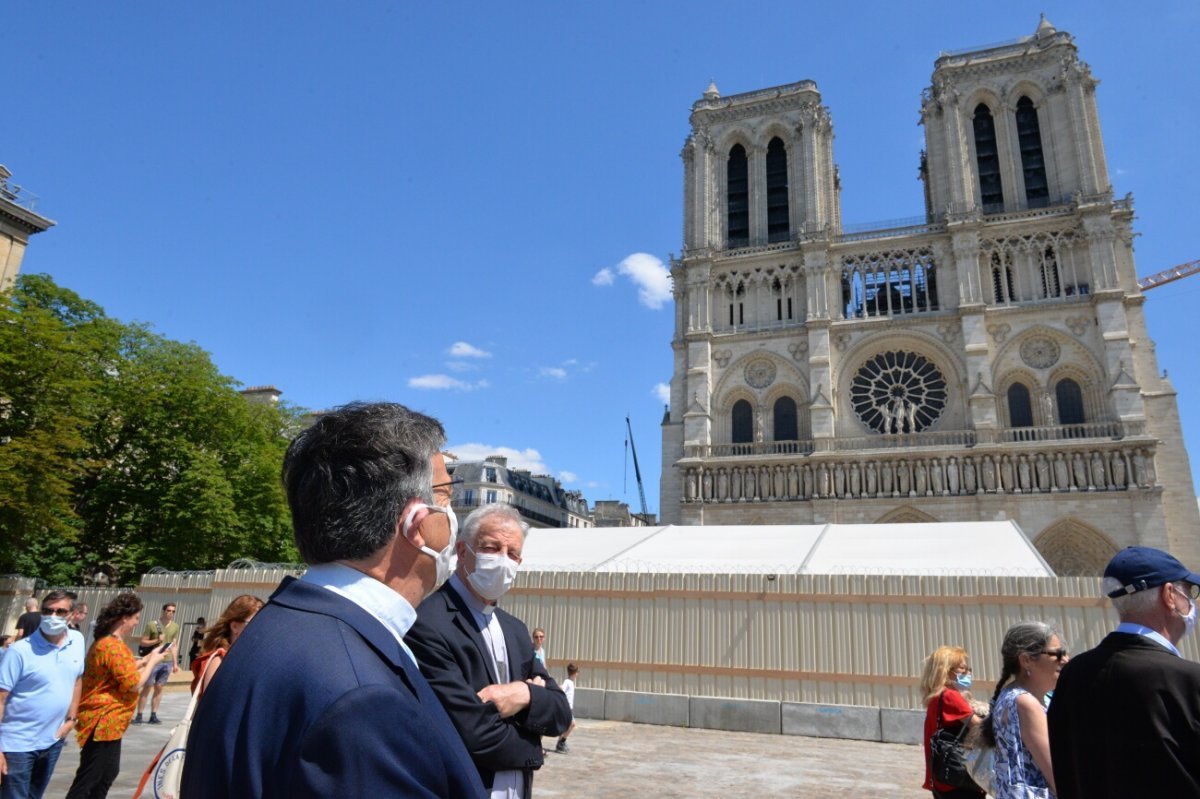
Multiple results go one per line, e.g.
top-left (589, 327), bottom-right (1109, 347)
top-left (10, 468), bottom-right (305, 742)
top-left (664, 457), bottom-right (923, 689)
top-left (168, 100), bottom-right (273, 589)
top-left (181, 402), bottom-right (486, 798)
top-left (407, 504), bottom-right (572, 798)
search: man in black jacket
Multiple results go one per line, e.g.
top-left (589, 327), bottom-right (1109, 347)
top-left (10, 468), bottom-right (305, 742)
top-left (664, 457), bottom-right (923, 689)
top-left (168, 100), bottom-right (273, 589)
top-left (1048, 546), bottom-right (1200, 797)
top-left (407, 503), bottom-right (572, 798)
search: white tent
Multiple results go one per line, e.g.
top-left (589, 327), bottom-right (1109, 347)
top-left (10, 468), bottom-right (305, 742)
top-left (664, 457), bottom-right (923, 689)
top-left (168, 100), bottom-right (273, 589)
top-left (520, 521), bottom-right (1054, 577)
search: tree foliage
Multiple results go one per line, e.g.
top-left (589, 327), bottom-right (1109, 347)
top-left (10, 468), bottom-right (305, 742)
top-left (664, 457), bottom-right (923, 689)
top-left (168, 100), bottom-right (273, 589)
top-left (0, 275), bottom-right (299, 583)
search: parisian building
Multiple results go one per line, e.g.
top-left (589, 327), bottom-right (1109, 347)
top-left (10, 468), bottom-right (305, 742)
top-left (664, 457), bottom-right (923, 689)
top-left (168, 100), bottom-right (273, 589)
top-left (0, 165), bottom-right (55, 291)
top-left (659, 18), bottom-right (1200, 572)
top-left (446, 455), bottom-right (593, 529)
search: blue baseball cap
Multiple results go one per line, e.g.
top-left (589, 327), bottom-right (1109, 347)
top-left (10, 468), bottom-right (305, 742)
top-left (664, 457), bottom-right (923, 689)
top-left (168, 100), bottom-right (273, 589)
top-left (1104, 546), bottom-right (1200, 598)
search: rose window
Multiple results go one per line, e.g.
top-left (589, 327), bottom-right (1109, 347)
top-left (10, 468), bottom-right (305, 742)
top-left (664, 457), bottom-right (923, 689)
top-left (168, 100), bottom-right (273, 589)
top-left (850, 351), bottom-right (948, 433)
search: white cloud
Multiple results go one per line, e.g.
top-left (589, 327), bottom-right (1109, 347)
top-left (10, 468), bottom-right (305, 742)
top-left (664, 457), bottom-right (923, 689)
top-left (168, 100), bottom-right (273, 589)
top-left (444, 361), bottom-right (477, 372)
top-left (540, 366), bottom-right (568, 380)
top-left (447, 444), bottom-right (548, 473)
top-left (653, 382), bottom-right (670, 404)
top-left (586, 480), bottom-right (602, 489)
top-left (408, 374), bottom-right (487, 391)
top-left (559, 471), bottom-right (579, 484)
top-left (594, 253), bottom-right (672, 309)
top-left (448, 341), bottom-right (492, 358)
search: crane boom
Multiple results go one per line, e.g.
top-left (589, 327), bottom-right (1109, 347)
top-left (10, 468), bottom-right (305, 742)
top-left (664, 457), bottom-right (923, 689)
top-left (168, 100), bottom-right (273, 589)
top-left (625, 415), bottom-right (649, 519)
top-left (1138, 259), bottom-right (1200, 291)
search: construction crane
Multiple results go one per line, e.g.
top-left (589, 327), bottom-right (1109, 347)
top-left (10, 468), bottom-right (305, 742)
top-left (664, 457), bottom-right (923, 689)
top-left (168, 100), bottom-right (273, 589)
top-left (625, 415), bottom-right (649, 520)
top-left (1138, 259), bottom-right (1200, 291)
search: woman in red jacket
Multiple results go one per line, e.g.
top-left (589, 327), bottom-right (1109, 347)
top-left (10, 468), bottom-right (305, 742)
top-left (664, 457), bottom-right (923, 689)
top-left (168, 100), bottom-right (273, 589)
top-left (921, 645), bottom-right (985, 799)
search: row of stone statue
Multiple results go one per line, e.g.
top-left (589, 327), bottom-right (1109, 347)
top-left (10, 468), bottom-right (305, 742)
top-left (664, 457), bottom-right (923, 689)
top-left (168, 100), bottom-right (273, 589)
top-left (682, 447), bottom-right (1157, 502)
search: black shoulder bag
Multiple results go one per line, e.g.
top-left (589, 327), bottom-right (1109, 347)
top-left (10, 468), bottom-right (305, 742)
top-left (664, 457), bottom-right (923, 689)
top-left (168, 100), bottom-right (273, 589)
top-left (929, 693), bottom-right (981, 790)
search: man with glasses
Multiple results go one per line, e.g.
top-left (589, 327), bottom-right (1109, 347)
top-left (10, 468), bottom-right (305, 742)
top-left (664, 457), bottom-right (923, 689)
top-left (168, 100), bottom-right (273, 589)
top-left (408, 503), bottom-right (572, 799)
top-left (1048, 546), bottom-right (1200, 796)
top-left (0, 590), bottom-right (85, 799)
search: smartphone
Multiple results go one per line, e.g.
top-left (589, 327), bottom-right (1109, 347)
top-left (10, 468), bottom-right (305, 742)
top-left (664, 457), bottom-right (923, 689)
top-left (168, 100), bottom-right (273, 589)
top-left (159, 641), bottom-right (173, 653)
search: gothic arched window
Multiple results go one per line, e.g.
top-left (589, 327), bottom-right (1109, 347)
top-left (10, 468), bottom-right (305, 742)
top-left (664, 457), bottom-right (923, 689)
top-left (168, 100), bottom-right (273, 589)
top-left (732, 399), bottom-right (753, 444)
top-left (1016, 96), bottom-right (1049, 206)
top-left (766, 137), bottom-right (790, 243)
top-left (773, 397), bottom-right (798, 441)
top-left (973, 104), bottom-right (1004, 209)
top-left (1007, 383), bottom-right (1034, 428)
top-left (727, 144), bottom-right (749, 248)
top-left (1055, 378), bottom-right (1086, 425)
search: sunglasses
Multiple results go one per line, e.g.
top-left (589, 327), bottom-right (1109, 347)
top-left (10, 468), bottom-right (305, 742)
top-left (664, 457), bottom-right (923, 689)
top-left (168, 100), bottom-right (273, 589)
top-left (1038, 648), bottom-right (1069, 662)
top-left (41, 607), bottom-right (72, 618)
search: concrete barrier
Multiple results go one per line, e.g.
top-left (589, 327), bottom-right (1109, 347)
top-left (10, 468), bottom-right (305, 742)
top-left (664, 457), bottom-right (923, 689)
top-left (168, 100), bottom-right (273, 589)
top-left (881, 707), bottom-right (925, 745)
top-left (689, 696), bottom-right (780, 734)
top-left (572, 687), bottom-right (605, 720)
top-left (605, 690), bottom-right (690, 727)
top-left (781, 702), bottom-right (882, 742)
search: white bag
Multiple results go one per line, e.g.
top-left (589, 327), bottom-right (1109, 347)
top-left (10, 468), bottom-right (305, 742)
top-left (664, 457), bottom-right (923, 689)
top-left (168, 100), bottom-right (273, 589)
top-left (133, 650), bottom-right (223, 799)
top-left (965, 744), bottom-right (996, 797)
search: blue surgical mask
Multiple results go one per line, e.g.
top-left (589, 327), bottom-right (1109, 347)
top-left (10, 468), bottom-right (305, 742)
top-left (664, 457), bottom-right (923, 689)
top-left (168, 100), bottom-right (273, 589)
top-left (40, 615), bottom-right (69, 637)
top-left (954, 672), bottom-right (973, 691)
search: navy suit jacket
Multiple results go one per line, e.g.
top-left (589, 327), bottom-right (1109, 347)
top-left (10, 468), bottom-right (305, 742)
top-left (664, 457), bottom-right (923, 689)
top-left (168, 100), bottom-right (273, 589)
top-left (180, 577), bottom-right (486, 799)
top-left (406, 581), bottom-right (572, 791)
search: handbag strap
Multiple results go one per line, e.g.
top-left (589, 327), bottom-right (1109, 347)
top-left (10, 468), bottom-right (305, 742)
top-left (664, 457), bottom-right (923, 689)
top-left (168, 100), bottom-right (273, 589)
top-left (935, 691), bottom-right (972, 742)
top-left (180, 648), bottom-right (225, 724)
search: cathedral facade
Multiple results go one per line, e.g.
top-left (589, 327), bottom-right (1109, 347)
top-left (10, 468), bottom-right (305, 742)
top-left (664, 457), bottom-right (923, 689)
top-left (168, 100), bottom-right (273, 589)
top-left (658, 19), bottom-right (1200, 572)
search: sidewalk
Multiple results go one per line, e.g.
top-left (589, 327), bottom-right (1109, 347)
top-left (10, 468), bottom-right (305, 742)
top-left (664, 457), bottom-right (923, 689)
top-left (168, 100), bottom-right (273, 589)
top-left (48, 693), bottom-right (927, 798)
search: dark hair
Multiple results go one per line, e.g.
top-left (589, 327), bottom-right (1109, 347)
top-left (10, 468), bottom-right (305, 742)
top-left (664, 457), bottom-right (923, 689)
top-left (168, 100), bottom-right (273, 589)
top-left (981, 621), bottom-right (1057, 746)
top-left (41, 590), bottom-right (76, 609)
top-left (200, 595), bottom-right (265, 654)
top-left (567, 663), bottom-right (579, 676)
top-left (94, 593), bottom-right (144, 639)
top-left (163, 603), bottom-right (176, 611)
top-left (282, 402), bottom-right (445, 564)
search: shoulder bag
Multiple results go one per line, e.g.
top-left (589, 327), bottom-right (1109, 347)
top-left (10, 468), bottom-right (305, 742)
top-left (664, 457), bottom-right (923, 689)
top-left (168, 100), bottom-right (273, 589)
top-left (133, 648), bottom-right (224, 799)
top-left (929, 692), bottom-right (982, 791)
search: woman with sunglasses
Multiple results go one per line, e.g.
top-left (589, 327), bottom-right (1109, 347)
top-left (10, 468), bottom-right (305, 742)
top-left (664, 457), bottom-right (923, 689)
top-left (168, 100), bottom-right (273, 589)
top-left (981, 622), bottom-right (1069, 799)
top-left (920, 646), bottom-right (985, 798)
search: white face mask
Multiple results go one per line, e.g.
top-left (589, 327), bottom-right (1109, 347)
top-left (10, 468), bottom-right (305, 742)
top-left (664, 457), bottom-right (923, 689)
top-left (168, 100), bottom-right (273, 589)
top-left (466, 545), bottom-right (521, 601)
top-left (1174, 585), bottom-right (1197, 636)
top-left (402, 503), bottom-right (458, 595)
top-left (40, 614), bottom-right (69, 637)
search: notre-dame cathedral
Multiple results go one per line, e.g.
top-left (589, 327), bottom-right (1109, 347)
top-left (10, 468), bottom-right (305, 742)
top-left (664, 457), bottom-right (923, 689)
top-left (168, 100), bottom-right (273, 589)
top-left (658, 18), bottom-right (1200, 573)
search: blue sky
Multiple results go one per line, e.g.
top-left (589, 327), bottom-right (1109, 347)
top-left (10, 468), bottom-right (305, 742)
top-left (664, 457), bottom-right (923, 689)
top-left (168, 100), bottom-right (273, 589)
top-left (8, 1), bottom-right (1199, 515)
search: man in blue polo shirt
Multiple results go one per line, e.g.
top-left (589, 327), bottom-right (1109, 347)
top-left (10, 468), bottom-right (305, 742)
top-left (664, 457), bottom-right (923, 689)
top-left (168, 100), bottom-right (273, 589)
top-left (0, 590), bottom-right (85, 799)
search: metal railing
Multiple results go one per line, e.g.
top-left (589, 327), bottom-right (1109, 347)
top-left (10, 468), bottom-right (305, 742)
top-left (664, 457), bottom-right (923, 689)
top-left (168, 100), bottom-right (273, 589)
top-left (684, 421), bottom-right (1148, 459)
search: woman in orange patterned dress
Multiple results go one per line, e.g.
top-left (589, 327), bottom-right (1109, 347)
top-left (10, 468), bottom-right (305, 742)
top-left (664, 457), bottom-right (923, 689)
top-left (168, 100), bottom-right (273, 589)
top-left (64, 593), bottom-right (169, 799)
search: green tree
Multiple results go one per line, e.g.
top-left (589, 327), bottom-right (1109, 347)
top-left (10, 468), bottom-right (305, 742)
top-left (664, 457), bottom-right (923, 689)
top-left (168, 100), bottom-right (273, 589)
top-left (0, 274), bottom-right (299, 583)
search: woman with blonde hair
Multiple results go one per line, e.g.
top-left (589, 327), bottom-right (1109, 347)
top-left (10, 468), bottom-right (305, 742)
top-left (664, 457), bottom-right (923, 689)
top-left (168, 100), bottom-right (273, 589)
top-left (921, 645), bottom-right (985, 799)
top-left (189, 595), bottom-right (264, 694)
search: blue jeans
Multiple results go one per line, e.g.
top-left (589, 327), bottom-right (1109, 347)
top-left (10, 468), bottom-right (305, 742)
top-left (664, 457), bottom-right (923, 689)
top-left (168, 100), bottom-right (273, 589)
top-left (1, 739), bottom-right (66, 799)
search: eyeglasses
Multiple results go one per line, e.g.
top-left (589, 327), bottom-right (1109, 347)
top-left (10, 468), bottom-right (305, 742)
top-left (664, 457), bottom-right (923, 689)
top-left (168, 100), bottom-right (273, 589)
top-left (953, 666), bottom-right (972, 674)
top-left (1174, 583), bottom-right (1200, 600)
top-left (41, 607), bottom-right (72, 618)
top-left (1038, 648), bottom-right (1069, 662)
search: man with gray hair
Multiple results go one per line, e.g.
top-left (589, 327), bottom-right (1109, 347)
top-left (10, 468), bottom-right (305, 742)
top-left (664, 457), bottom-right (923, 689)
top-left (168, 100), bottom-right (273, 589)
top-left (408, 503), bottom-right (572, 798)
top-left (1048, 546), bottom-right (1200, 796)
top-left (182, 402), bottom-right (484, 798)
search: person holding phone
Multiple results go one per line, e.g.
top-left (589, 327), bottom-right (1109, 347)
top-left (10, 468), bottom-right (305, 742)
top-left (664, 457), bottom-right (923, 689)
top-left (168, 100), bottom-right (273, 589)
top-left (133, 603), bottom-right (179, 725)
top-left (64, 593), bottom-right (168, 799)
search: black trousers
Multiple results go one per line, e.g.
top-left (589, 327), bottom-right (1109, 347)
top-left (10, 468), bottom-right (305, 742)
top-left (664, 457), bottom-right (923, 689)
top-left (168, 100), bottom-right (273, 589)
top-left (64, 735), bottom-right (122, 799)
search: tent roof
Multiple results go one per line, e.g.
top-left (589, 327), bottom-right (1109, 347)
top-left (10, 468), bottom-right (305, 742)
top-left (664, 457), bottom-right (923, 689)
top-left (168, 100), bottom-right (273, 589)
top-left (520, 521), bottom-right (1053, 576)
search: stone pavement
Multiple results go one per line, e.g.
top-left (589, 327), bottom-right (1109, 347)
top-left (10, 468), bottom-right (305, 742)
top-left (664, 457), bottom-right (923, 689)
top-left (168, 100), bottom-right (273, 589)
top-left (48, 691), bottom-right (927, 798)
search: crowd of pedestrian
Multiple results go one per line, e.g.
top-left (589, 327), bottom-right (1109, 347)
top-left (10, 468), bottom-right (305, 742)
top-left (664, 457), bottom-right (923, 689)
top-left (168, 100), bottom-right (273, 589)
top-left (922, 545), bottom-right (1200, 798)
top-left (4, 399), bottom-right (1196, 799)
